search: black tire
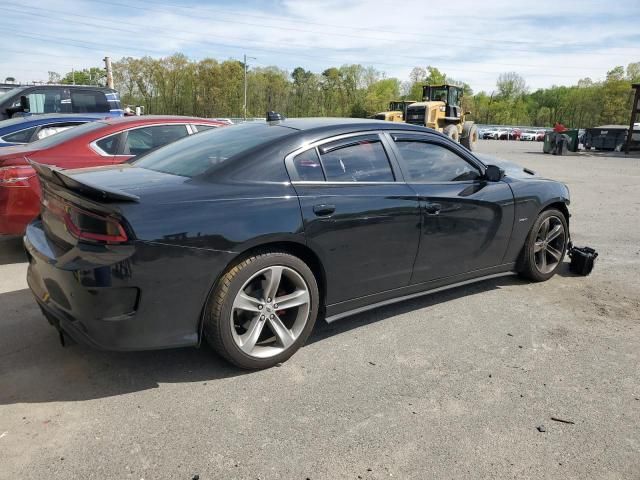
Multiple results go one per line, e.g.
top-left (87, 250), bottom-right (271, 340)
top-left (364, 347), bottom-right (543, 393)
top-left (519, 209), bottom-right (568, 282)
top-left (460, 122), bottom-right (478, 151)
top-left (203, 251), bottom-right (319, 369)
top-left (443, 124), bottom-right (459, 142)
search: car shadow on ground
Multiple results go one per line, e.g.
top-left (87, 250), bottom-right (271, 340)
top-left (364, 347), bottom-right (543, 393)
top-left (0, 236), bottom-right (26, 265)
top-left (0, 272), bottom-right (536, 405)
top-left (308, 273), bottom-right (527, 346)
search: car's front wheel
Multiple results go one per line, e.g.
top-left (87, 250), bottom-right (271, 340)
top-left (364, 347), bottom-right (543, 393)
top-left (519, 209), bottom-right (568, 282)
top-left (204, 251), bottom-right (319, 369)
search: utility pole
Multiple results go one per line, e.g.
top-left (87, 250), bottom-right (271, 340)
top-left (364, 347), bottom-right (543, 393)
top-left (243, 54), bottom-right (256, 120)
top-left (104, 56), bottom-right (114, 89)
top-left (72, 68), bottom-right (75, 85)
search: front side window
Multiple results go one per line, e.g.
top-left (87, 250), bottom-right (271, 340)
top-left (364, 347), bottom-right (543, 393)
top-left (318, 135), bottom-right (394, 182)
top-left (394, 140), bottom-right (480, 182)
top-left (1, 126), bottom-right (38, 143)
top-left (71, 90), bottom-right (110, 113)
top-left (14, 89), bottom-right (65, 114)
top-left (123, 124), bottom-right (189, 156)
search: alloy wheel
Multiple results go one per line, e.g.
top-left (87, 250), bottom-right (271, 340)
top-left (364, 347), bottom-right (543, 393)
top-left (230, 266), bottom-right (311, 358)
top-left (533, 215), bottom-right (566, 274)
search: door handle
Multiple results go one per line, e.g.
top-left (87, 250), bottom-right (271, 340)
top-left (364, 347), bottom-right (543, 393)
top-left (313, 204), bottom-right (336, 216)
top-left (424, 203), bottom-right (441, 215)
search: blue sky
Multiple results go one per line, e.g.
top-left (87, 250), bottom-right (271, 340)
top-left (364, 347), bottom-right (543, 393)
top-left (1, 0), bottom-right (639, 93)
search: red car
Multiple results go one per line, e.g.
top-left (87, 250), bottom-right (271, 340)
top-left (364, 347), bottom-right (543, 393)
top-left (0, 116), bottom-right (225, 235)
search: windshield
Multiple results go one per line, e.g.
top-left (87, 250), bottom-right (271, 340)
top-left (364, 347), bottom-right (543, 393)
top-left (0, 86), bottom-right (25, 101)
top-left (428, 87), bottom-right (448, 102)
top-left (134, 123), bottom-right (294, 178)
top-left (27, 121), bottom-right (107, 148)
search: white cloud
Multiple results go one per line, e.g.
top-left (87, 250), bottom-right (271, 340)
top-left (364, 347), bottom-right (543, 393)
top-left (1, 0), bottom-right (638, 92)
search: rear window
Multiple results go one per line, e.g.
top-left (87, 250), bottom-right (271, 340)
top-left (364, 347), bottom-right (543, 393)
top-left (27, 121), bottom-right (106, 148)
top-left (134, 123), bottom-right (292, 178)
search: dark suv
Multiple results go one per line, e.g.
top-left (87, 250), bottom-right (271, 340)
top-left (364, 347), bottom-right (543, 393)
top-left (0, 85), bottom-right (123, 120)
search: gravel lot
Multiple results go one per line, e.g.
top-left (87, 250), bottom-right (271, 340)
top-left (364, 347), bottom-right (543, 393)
top-left (1, 140), bottom-right (639, 480)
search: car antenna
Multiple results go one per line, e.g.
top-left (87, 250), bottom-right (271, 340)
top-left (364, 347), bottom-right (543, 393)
top-left (266, 111), bottom-right (285, 122)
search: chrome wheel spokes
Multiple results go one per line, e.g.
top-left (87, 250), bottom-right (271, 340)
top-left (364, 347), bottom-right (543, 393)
top-left (231, 266), bottom-right (310, 358)
top-left (533, 216), bottom-right (566, 274)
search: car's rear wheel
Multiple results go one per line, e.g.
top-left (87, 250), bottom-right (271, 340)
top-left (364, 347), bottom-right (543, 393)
top-left (519, 209), bottom-right (568, 282)
top-left (204, 251), bottom-right (319, 369)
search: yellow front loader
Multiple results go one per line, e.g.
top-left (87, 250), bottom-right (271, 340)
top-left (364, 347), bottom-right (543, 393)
top-left (404, 85), bottom-right (478, 151)
top-left (372, 100), bottom-right (416, 122)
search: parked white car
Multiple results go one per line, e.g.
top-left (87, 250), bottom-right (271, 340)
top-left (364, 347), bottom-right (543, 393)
top-left (520, 129), bottom-right (537, 141)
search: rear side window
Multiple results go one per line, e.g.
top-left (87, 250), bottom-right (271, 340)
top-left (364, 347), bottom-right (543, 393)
top-left (319, 135), bottom-right (394, 182)
top-left (394, 140), bottom-right (480, 182)
top-left (123, 124), bottom-right (189, 156)
top-left (292, 149), bottom-right (324, 181)
top-left (193, 124), bottom-right (217, 133)
top-left (1, 126), bottom-right (38, 143)
top-left (71, 91), bottom-right (110, 113)
top-left (95, 133), bottom-right (121, 155)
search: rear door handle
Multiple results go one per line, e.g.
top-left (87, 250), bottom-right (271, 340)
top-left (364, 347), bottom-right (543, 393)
top-left (424, 203), bottom-right (441, 215)
top-left (313, 204), bottom-right (336, 216)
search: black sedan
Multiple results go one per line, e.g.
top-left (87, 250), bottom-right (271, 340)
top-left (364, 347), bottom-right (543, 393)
top-left (24, 118), bottom-right (571, 369)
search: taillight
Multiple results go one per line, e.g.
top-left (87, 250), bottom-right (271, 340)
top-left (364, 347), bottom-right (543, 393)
top-left (43, 194), bottom-right (128, 244)
top-left (0, 166), bottom-right (36, 187)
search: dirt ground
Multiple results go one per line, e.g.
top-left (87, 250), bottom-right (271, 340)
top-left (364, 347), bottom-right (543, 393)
top-left (0, 140), bottom-right (638, 479)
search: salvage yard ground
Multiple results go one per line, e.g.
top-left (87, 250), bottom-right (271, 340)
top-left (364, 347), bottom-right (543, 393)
top-left (0, 140), bottom-right (639, 479)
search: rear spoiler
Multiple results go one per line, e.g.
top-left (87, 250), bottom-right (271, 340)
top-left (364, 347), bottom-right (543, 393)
top-left (28, 159), bottom-right (140, 203)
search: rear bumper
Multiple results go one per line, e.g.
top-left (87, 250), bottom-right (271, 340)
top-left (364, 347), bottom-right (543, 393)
top-left (24, 220), bottom-right (234, 351)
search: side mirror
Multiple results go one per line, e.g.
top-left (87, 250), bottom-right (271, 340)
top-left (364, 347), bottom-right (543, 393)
top-left (484, 165), bottom-right (505, 182)
top-left (5, 95), bottom-right (30, 118)
top-left (20, 95), bottom-right (30, 112)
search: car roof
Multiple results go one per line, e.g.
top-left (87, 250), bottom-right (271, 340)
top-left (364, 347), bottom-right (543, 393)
top-left (10, 85), bottom-right (117, 93)
top-left (100, 115), bottom-right (225, 126)
top-left (0, 113), bottom-right (108, 127)
top-left (271, 117), bottom-right (438, 133)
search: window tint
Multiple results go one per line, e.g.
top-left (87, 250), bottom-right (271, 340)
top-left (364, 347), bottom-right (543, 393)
top-left (292, 148), bottom-right (324, 181)
top-left (123, 124), bottom-right (188, 156)
top-left (395, 140), bottom-right (480, 182)
top-left (95, 134), bottom-right (120, 155)
top-left (2, 126), bottom-right (38, 143)
top-left (319, 136), bottom-right (394, 182)
top-left (134, 123), bottom-right (292, 178)
top-left (71, 90), bottom-right (110, 113)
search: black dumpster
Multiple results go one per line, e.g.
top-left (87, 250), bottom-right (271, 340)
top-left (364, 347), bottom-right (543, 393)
top-left (584, 125), bottom-right (629, 151)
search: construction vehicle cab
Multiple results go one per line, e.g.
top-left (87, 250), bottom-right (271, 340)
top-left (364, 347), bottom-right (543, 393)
top-left (372, 100), bottom-right (416, 122)
top-left (405, 84), bottom-right (478, 151)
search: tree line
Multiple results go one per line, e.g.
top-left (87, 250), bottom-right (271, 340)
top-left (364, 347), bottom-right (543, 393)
top-left (49, 55), bottom-right (639, 127)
